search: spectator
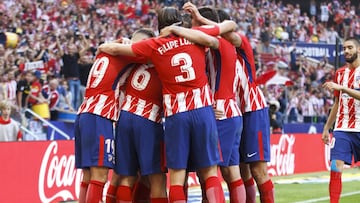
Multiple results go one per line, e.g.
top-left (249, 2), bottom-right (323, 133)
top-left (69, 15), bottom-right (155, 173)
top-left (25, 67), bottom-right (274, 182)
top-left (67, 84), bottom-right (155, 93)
top-left (57, 79), bottom-right (73, 112)
top-left (269, 99), bottom-right (284, 134)
top-left (16, 71), bottom-right (32, 113)
top-left (41, 77), bottom-right (60, 120)
top-left (0, 99), bottom-right (22, 141)
top-left (56, 33), bottom-right (89, 110)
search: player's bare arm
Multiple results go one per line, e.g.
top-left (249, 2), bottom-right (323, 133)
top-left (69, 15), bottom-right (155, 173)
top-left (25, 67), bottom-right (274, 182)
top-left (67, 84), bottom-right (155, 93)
top-left (159, 25), bottom-right (219, 49)
top-left (183, 2), bottom-right (237, 35)
top-left (324, 81), bottom-right (360, 101)
top-left (97, 43), bottom-right (136, 57)
top-left (322, 97), bottom-right (339, 144)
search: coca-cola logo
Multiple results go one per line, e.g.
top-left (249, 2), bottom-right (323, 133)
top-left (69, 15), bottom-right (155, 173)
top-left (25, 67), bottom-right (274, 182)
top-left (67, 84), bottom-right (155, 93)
top-left (268, 134), bottom-right (295, 176)
top-left (39, 141), bottom-right (82, 203)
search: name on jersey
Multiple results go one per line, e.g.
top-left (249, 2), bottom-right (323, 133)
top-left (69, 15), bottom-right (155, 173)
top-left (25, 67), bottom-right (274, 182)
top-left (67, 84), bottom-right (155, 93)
top-left (157, 38), bottom-right (193, 55)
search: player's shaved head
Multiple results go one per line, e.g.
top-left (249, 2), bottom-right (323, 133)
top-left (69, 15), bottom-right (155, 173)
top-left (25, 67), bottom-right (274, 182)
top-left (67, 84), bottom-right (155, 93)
top-left (198, 7), bottom-right (219, 23)
top-left (157, 7), bottom-right (182, 32)
top-left (132, 28), bottom-right (155, 42)
top-left (344, 37), bottom-right (360, 48)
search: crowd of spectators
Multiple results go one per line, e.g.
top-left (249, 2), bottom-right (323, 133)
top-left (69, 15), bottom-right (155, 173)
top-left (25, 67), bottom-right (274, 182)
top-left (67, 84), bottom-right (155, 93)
top-left (0, 0), bottom-right (359, 135)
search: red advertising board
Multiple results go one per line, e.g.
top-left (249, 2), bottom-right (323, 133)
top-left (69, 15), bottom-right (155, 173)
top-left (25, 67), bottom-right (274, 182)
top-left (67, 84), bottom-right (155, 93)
top-left (0, 134), bottom-right (355, 202)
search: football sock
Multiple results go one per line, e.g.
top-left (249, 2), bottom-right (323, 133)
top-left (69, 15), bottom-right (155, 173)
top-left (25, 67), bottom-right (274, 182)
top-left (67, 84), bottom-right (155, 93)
top-left (106, 184), bottom-right (117, 203)
top-left (329, 171), bottom-right (342, 203)
top-left (151, 197), bottom-right (169, 203)
top-left (258, 180), bottom-right (274, 203)
top-left (86, 180), bottom-right (105, 203)
top-left (244, 178), bottom-right (257, 203)
top-left (229, 179), bottom-right (246, 203)
top-left (169, 185), bottom-right (186, 203)
top-left (205, 176), bottom-right (225, 203)
top-left (116, 185), bottom-right (133, 203)
top-left (78, 181), bottom-right (89, 203)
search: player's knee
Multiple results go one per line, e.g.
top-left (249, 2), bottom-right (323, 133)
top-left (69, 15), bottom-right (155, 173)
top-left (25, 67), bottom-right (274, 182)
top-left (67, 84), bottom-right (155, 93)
top-left (330, 160), bottom-right (341, 172)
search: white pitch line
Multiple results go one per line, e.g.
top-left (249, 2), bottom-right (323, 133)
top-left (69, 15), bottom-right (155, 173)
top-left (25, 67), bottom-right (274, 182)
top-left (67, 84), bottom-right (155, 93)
top-left (294, 191), bottom-right (360, 203)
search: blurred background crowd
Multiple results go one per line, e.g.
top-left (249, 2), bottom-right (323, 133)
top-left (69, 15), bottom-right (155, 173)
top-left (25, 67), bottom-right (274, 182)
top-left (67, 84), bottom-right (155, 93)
top-left (0, 0), bottom-right (359, 134)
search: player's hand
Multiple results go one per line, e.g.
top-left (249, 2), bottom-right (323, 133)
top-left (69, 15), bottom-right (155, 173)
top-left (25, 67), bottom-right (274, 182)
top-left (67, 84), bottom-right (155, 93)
top-left (322, 82), bottom-right (342, 91)
top-left (183, 2), bottom-right (201, 21)
top-left (322, 130), bottom-right (330, 145)
top-left (97, 43), bottom-right (118, 56)
top-left (159, 25), bottom-right (174, 38)
top-left (213, 108), bottom-right (225, 120)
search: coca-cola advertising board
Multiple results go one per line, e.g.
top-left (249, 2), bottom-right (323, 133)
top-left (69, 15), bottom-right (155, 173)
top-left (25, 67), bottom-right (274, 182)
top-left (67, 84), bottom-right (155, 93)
top-left (0, 134), bottom-right (357, 202)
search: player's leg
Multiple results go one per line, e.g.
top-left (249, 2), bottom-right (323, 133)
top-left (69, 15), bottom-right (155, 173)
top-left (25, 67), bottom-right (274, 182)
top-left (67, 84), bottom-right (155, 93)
top-left (116, 175), bottom-right (138, 202)
top-left (74, 115), bottom-right (89, 203)
top-left (106, 171), bottom-right (120, 203)
top-left (249, 161), bottom-right (273, 203)
top-left (217, 116), bottom-right (245, 202)
top-left (168, 169), bottom-right (187, 202)
top-left (197, 166), bottom-right (225, 203)
top-left (163, 112), bottom-right (191, 202)
top-left (87, 166), bottom-right (110, 203)
top-left (132, 175), bottom-right (151, 203)
top-left (78, 168), bottom-right (90, 203)
top-left (329, 159), bottom-right (344, 203)
top-left (239, 163), bottom-right (256, 203)
top-left (192, 107), bottom-right (225, 203)
top-left (241, 109), bottom-right (274, 203)
top-left (135, 115), bottom-right (168, 201)
top-left (75, 114), bottom-right (115, 203)
top-left (148, 173), bottom-right (168, 200)
top-left (115, 111), bottom-right (139, 202)
top-left (328, 131), bottom-right (354, 203)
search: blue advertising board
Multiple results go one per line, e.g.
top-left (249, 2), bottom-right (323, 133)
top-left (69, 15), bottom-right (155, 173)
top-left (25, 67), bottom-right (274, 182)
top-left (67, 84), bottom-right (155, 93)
top-left (273, 42), bottom-right (344, 64)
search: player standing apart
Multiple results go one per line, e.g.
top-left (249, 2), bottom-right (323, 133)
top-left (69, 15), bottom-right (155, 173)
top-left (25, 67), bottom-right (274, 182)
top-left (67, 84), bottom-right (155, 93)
top-left (322, 37), bottom-right (360, 203)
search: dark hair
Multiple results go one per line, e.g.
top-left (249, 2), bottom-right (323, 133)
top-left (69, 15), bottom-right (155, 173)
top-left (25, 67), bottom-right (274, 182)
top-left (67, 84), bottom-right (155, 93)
top-left (198, 7), bottom-right (219, 23)
top-left (344, 37), bottom-right (360, 47)
top-left (132, 28), bottom-right (156, 38)
top-left (181, 13), bottom-right (192, 28)
top-left (157, 7), bottom-right (182, 32)
top-left (216, 9), bottom-right (231, 22)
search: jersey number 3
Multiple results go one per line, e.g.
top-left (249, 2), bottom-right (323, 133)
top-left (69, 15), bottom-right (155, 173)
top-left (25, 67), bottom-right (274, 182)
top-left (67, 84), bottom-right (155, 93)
top-left (172, 53), bottom-right (195, 82)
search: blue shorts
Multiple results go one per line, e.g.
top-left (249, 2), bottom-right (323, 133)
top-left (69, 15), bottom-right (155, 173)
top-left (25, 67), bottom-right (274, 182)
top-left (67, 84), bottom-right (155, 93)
top-left (115, 111), bottom-right (165, 176)
top-left (217, 116), bottom-right (243, 167)
top-left (164, 106), bottom-right (221, 170)
top-left (75, 113), bottom-right (115, 169)
top-left (240, 108), bottom-right (271, 162)
top-left (331, 131), bottom-right (360, 165)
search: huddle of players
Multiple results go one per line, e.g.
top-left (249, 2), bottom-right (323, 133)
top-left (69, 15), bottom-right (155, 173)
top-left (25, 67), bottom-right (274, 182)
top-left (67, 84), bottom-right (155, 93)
top-left (75, 2), bottom-right (274, 203)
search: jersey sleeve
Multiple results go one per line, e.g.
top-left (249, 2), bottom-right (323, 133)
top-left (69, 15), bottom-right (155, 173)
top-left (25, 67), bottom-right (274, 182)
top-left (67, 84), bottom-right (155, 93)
top-left (194, 25), bottom-right (220, 36)
top-left (131, 38), bottom-right (154, 60)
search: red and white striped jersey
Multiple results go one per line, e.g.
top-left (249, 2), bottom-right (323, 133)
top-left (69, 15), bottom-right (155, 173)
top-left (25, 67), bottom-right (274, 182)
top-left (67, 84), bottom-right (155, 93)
top-left (77, 52), bottom-right (145, 121)
top-left (333, 65), bottom-right (360, 132)
top-left (236, 34), bottom-right (267, 113)
top-left (207, 37), bottom-right (241, 119)
top-left (6, 80), bottom-right (17, 102)
top-left (132, 35), bottom-right (213, 117)
top-left (121, 64), bottom-right (163, 123)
